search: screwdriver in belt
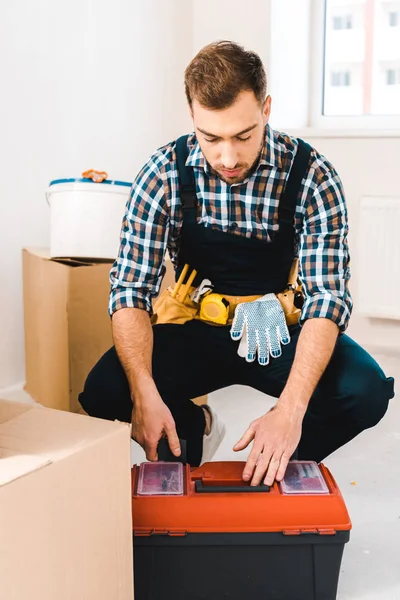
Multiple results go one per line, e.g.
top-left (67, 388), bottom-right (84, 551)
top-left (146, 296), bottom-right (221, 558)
top-left (171, 264), bottom-right (197, 302)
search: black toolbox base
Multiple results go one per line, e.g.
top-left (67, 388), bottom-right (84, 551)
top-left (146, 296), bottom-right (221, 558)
top-left (133, 531), bottom-right (350, 600)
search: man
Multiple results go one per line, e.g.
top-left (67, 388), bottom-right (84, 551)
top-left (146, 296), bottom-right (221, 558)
top-left (79, 41), bottom-right (394, 487)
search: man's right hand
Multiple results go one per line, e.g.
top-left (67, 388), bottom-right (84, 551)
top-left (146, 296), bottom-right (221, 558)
top-left (131, 394), bottom-right (181, 462)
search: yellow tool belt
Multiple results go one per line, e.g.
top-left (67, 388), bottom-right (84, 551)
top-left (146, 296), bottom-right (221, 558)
top-left (151, 261), bottom-right (303, 328)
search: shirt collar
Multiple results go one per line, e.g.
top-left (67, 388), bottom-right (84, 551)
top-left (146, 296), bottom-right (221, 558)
top-left (186, 132), bottom-right (208, 171)
top-left (260, 124), bottom-right (282, 170)
top-left (185, 124), bottom-right (282, 174)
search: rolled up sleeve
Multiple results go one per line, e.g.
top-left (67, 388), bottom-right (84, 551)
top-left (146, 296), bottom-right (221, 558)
top-left (299, 171), bottom-right (353, 332)
top-left (109, 157), bottom-right (169, 317)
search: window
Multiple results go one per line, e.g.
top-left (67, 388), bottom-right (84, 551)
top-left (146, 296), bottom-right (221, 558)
top-left (331, 70), bottom-right (352, 86)
top-left (271, 0), bottom-right (400, 130)
top-left (386, 68), bottom-right (400, 85)
top-left (317, 0), bottom-right (400, 119)
top-left (388, 11), bottom-right (399, 26)
top-left (333, 14), bottom-right (353, 29)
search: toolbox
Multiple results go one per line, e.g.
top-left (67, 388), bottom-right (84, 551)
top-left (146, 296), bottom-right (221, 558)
top-left (132, 460), bottom-right (351, 600)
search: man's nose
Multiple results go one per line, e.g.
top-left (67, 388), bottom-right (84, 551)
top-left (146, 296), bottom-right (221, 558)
top-left (220, 145), bottom-right (238, 169)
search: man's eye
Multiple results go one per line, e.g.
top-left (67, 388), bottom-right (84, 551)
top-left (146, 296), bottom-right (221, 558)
top-left (204, 135), bottom-right (250, 143)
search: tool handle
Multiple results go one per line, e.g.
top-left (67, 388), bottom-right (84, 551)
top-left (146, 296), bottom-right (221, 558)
top-left (195, 481), bottom-right (270, 493)
top-left (171, 264), bottom-right (189, 298)
top-left (180, 268), bottom-right (197, 302)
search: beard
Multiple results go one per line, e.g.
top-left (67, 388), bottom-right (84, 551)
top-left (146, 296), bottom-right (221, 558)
top-left (213, 135), bottom-right (265, 184)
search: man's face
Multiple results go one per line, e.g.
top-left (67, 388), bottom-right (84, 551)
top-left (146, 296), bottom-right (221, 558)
top-left (191, 90), bottom-right (271, 184)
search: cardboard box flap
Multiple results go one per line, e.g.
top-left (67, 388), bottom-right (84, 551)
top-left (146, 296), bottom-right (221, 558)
top-left (0, 399), bottom-right (35, 424)
top-left (24, 248), bottom-right (112, 267)
top-left (0, 448), bottom-right (51, 487)
top-left (0, 400), bottom-right (131, 462)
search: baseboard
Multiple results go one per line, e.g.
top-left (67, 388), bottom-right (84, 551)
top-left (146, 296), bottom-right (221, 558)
top-left (0, 381), bottom-right (26, 397)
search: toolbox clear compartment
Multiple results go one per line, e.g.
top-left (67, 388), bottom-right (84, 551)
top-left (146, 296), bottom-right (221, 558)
top-left (137, 462), bottom-right (184, 496)
top-left (280, 460), bottom-right (329, 494)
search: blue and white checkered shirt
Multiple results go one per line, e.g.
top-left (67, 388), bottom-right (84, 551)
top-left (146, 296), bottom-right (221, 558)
top-left (109, 125), bottom-right (352, 331)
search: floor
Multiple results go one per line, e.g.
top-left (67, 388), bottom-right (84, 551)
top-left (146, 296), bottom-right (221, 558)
top-left (4, 351), bottom-right (399, 600)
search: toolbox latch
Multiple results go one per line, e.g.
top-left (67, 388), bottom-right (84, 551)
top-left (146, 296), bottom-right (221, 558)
top-left (283, 528), bottom-right (336, 536)
top-left (317, 529), bottom-right (336, 536)
top-left (147, 529), bottom-right (187, 537)
top-left (134, 529), bottom-right (152, 537)
top-left (152, 529), bottom-right (169, 536)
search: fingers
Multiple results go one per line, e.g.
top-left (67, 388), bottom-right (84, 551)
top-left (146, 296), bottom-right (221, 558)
top-left (233, 424), bottom-right (255, 453)
top-left (250, 448), bottom-right (275, 486)
top-left (279, 320), bottom-right (291, 346)
top-left (268, 326), bottom-right (282, 359)
top-left (164, 420), bottom-right (181, 457)
top-left (230, 305), bottom-right (245, 340)
top-left (257, 329), bottom-right (269, 366)
top-left (145, 438), bottom-right (159, 462)
top-left (245, 325), bottom-right (257, 362)
top-left (275, 452), bottom-right (291, 482)
top-left (261, 453), bottom-right (281, 487)
top-left (242, 442), bottom-right (263, 481)
top-left (243, 447), bottom-right (291, 487)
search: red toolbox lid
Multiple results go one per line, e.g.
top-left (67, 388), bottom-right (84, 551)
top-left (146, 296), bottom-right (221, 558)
top-left (132, 461), bottom-right (352, 536)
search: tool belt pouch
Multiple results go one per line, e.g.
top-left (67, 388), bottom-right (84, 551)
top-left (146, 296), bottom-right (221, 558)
top-left (277, 257), bottom-right (303, 327)
top-left (151, 285), bottom-right (302, 327)
top-left (276, 287), bottom-right (302, 327)
top-left (151, 259), bottom-right (303, 327)
top-left (151, 287), bottom-right (199, 326)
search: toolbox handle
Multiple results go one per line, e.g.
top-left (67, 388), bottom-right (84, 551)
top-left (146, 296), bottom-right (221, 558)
top-left (195, 481), bottom-right (270, 493)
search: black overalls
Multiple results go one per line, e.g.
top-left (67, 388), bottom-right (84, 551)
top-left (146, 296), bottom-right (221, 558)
top-left (175, 134), bottom-right (310, 295)
top-left (79, 136), bottom-right (394, 466)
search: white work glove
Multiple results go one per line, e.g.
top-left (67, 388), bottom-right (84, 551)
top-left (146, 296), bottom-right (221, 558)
top-left (230, 294), bottom-right (290, 366)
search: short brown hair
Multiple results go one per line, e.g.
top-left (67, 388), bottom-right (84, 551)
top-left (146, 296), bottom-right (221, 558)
top-left (184, 40), bottom-right (267, 110)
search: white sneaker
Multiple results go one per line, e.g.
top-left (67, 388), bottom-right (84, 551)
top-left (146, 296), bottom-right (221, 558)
top-left (201, 405), bottom-right (226, 464)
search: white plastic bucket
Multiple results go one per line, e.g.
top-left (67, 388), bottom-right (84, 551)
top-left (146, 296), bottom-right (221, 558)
top-left (47, 178), bottom-right (131, 259)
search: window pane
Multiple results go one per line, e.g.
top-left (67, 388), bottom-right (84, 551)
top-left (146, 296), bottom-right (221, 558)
top-left (323, 0), bottom-right (400, 115)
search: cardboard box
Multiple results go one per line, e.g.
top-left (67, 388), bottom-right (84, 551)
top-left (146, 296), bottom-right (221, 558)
top-left (0, 399), bottom-right (134, 600)
top-left (22, 249), bottom-right (207, 413)
top-left (23, 248), bottom-right (115, 413)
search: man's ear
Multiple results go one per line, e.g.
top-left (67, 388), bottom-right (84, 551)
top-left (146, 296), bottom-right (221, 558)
top-left (263, 95), bottom-right (272, 124)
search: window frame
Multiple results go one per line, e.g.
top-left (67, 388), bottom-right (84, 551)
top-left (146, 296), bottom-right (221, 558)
top-left (388, 10), bottom-right (399, 27)
top-left (310, 0), bottom-right (400, 131)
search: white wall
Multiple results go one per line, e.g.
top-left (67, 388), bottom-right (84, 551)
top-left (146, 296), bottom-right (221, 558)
top-left (268, 0), bottom-right (311, 129)
top-left (192, 0), bottom-right (271, 71)
top-left (0, 0), bottom-right (193, 390)
top-left (288, 132), bottom-right (400, 352)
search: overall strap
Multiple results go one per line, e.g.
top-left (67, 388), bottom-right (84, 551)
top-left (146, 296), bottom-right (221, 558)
top-left (175, 135), bottom-right (197, 209)
top-left (278, 139), bottom-right (312, 225)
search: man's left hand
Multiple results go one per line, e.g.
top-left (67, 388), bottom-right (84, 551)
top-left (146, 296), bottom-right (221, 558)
top-left (233, 404), bottom-right (304, 487)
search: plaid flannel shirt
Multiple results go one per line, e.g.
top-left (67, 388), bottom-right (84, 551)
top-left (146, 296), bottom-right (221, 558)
top-left (109, 125), bottom-right (352, 331)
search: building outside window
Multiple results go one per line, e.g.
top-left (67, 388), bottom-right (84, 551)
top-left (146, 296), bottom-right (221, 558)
top-left (386, 67), bottom-right (400, 84)
top-left (322, 0), bottom-right (400, 116)
top-left (333, 14), bottom-right (354, 28)
top-left (388, 10), bottom-right (399, 25)
top-left (331, 70), bottom-right (352, 85)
